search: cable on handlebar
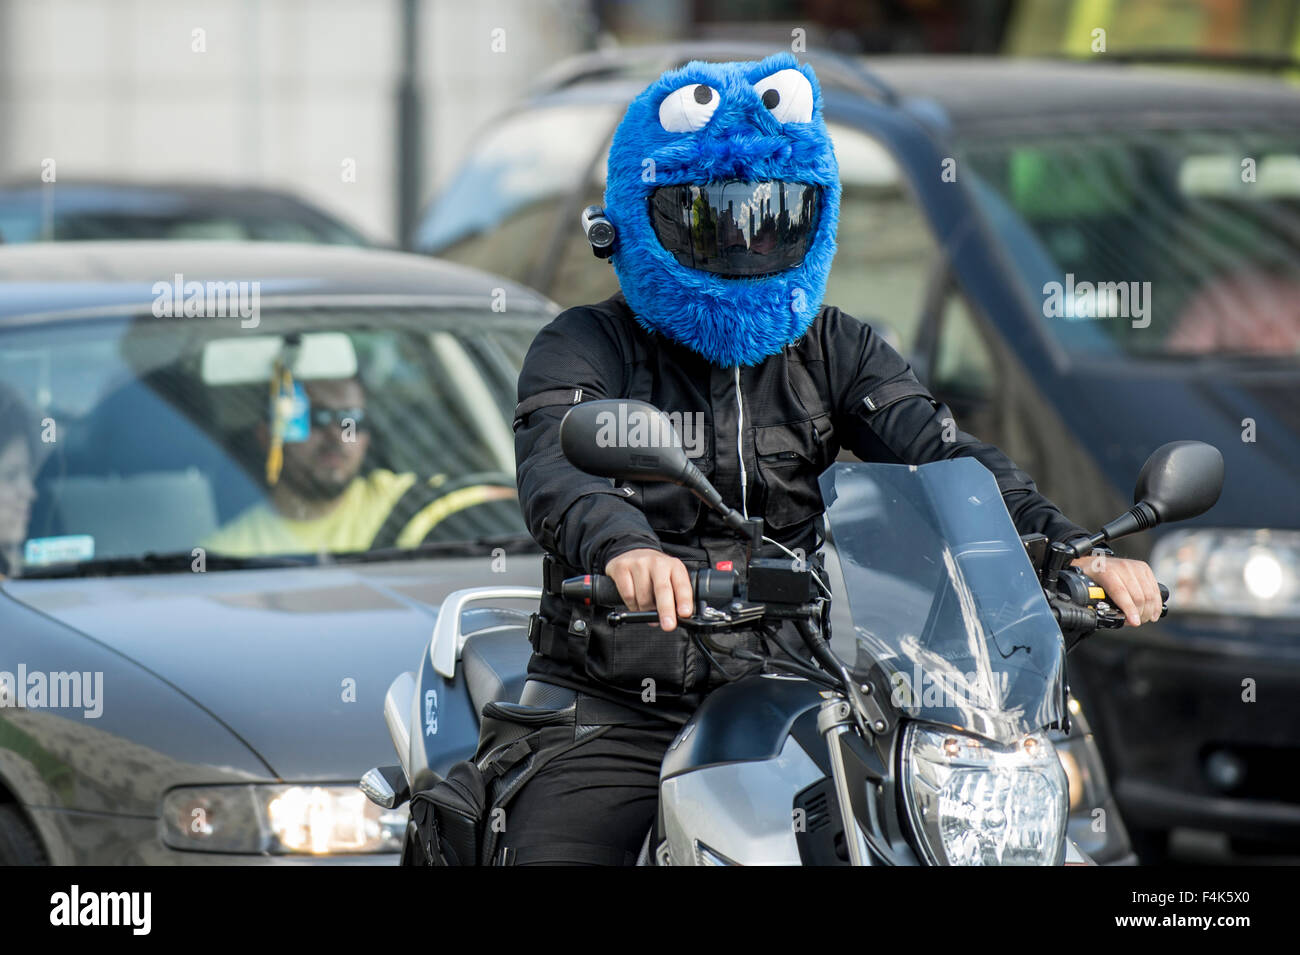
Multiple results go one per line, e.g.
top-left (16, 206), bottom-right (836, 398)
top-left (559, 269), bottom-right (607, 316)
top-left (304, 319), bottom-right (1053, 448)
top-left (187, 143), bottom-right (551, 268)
top-left (761, 534), bottom-right (831, 597)
top-left (755, 622), bottom-right (842, 688)
top-left (691, 631), bottom-right (760, 683)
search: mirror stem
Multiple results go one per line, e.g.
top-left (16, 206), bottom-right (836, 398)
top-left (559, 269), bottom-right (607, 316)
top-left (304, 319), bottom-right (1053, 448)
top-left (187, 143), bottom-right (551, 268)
top-left (685, 470), bottom-right (763, 549)
top-left (1098, 502), bottom-right (1159, 545)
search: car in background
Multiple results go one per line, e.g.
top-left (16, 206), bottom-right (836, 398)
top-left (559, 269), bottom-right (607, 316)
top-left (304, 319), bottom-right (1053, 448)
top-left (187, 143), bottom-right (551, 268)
top-left (0, 241), bottom-right (553, 863)
top-left (413, 45), bottom-right (1300, 860)
top-left (0, 180), bottom-right (372, 246)
top-left (0, 239), bottom-right (1132, 866)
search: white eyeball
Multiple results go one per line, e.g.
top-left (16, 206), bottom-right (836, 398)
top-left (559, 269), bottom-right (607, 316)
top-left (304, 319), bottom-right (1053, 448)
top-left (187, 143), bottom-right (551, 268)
top-left (753, 69), bottom-right (814, 124)
top-left (658, 83), bottom-right (720, 133)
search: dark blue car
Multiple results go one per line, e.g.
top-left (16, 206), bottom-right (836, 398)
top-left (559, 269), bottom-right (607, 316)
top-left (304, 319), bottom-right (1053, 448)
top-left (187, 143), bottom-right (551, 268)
top-left (0, 241), bottom-right (551, 863)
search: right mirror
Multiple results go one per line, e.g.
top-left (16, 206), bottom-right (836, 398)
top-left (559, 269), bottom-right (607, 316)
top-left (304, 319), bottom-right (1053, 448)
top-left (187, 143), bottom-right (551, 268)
top-left (1134, 440), bottom-right (1225, 523)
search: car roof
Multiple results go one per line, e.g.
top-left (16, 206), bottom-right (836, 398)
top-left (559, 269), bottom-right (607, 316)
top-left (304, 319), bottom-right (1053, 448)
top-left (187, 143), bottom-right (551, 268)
top-left (1, 177), bottom-right (329, 203)
top-left (0, 179), bottom-right (363, 223)
top-left (0, 241), bottom-right (557, 322)
top-left (533, 41), bottom-right (895, 103)
top-left (0, 179), bottom-right (371, 242)
top-left (866, 55), bottom-right (1300, 131)
top-left (532, 45), bottom-right (1300, 133)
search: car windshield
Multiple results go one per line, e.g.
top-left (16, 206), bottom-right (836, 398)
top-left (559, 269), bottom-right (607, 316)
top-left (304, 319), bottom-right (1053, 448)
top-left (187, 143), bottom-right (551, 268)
top-left (822, 458), bottom-right (1065, 745)
top-left (412, 104), bottom-right (622, 276)
top-left (962, 123), bottom-right (1300, 360)
top-left (0, 305), bottom-right (545, 578)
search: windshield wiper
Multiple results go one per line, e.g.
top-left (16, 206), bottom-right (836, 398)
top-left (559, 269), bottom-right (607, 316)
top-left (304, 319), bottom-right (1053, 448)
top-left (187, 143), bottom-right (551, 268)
top-left (11, 533), bottom-right (542, 580)
top-left (332, 532), bottom-right (542, 565)
top-left (13, 550), bottom-right (321, 580)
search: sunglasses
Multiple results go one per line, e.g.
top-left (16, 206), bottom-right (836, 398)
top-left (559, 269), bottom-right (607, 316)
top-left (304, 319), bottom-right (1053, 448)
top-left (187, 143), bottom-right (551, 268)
top-left (309, 406), bottom-right (368, 431)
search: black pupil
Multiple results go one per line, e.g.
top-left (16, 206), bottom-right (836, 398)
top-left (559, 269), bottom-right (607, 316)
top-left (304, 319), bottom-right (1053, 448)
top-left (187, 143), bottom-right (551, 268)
top-left (693, 85), bottom-right (712, 104)
top-left (762, 88), bottom-right (780, 109)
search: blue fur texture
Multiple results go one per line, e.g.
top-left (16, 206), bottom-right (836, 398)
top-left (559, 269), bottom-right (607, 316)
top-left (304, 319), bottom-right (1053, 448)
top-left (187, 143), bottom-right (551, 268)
top-left (604, 52), bottom-right (840, 367)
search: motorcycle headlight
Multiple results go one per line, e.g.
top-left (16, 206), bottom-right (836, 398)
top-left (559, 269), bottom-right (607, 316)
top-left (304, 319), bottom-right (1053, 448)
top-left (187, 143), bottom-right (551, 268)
top-left (160, 784), bottom-right (405, 854)
top-left (901, 724), bottom-right (1067, 866)
top-left (1150, 528), bottom-right (1300, 618)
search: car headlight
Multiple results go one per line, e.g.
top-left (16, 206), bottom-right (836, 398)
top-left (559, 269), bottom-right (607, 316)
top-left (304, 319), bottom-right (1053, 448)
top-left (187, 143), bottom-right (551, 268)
top-left (160, 784), bottom-right (405, 854)
top-left (901, 724), bottom-right (1067, 866)
top-left (1150, 528), bottom-right (1300, 618)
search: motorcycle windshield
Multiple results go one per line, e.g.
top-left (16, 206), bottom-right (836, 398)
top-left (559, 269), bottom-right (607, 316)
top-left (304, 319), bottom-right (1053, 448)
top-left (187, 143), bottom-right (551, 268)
top-left (820, 459), bottom-right (1066, 745)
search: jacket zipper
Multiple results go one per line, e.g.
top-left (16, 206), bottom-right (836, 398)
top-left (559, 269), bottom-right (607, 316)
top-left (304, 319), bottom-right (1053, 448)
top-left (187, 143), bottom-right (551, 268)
top-left (734, 365), bottom-right (749, 518)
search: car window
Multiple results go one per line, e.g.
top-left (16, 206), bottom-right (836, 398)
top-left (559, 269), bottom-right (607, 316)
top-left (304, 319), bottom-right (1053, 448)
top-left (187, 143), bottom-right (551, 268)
top-left (932, 293), bottom-right (995, 400)
top-left (548, 139), bottom-right (623, 306)
top-left (963, 125), bottom-right (1300, 359)
top-left (0, 307), bottom-right (545, 576)
top-left (412, 104), bottom-right (622, 284)
top-left (823, 124), bottom-right (941, 353)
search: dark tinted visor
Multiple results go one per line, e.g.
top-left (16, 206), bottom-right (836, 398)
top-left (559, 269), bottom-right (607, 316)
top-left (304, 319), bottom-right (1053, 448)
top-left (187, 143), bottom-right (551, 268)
top-left (649, 180), bottom-right (820, 277)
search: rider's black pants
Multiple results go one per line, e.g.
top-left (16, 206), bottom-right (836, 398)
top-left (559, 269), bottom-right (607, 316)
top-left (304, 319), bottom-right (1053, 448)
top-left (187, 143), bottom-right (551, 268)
top-left (495, 717), bottom-right (680, 866)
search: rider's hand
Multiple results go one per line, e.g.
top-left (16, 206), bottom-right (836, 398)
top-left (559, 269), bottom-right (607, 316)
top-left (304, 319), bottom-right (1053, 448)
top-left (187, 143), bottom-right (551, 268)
top-left (1070, 554), bottom-right (1162, 627)
top-left (604, 548), bottom-right (694, 631)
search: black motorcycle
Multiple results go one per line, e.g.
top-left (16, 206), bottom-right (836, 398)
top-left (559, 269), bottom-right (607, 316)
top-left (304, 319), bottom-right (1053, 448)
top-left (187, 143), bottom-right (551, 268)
top-left (364, 399), bottom-right (1222, 865)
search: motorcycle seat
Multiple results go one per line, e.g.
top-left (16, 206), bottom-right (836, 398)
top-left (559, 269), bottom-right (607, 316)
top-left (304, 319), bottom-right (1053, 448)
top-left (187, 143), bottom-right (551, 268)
top-left (461, 627), bottom-right (534, 718)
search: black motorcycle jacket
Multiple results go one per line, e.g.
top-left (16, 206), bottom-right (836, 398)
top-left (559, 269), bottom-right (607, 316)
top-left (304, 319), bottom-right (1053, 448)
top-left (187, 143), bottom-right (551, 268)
top-left (514, 292), bottom-right (1088, 710)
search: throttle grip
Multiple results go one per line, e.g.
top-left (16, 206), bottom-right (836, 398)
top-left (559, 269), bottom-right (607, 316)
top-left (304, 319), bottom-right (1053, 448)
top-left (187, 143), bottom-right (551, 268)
top-left (561, 569), bottom-right (737, 607)
top-left (1094, 580), bottom-right (1171, 625)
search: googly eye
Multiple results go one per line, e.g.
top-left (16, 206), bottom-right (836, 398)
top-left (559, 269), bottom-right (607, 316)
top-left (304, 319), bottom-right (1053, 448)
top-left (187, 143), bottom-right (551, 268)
top-left (658, 84), bottom-right (720, 133)
top-left (753, 69), bottom-right (814, 124)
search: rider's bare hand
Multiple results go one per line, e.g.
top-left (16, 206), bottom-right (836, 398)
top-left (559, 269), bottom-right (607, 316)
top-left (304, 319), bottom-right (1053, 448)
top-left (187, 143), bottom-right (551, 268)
top-left (1070, 554), bottom-right (1162, 628)
top-left (605, 548), bottom-right (694, 631)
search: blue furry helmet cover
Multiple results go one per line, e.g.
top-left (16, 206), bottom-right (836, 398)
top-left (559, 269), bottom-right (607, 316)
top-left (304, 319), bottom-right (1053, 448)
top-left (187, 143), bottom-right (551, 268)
top-left (604, 52), bottom-right (840, 367)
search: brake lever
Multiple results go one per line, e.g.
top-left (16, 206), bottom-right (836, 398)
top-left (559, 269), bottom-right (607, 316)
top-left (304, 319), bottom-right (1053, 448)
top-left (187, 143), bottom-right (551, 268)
top-left (1093, 598), bottom-right (1169, 629)
top-left (606, 600), bottom-right (767, 629)
top-left (1062, 569), bottom-right (1170, 629)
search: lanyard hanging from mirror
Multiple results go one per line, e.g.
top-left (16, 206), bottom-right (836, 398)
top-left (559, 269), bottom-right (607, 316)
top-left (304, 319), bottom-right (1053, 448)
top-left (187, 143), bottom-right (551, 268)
top-left (266, 337), bottom-right (304, 486)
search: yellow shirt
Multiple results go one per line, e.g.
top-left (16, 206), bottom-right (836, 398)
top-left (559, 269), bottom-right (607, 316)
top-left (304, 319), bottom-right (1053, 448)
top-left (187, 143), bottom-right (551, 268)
top-left (203, 469), bottom-right (418, 557)
top-left (204, 470), bottom-right (517, 557)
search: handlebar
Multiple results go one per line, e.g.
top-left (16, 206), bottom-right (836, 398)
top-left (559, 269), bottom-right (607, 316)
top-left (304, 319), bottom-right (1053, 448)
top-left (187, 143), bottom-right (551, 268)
top-left (1052, 568), bottom-right (1170, 647)
top-left (561, 569), bottom-right (738, 608)
top-left (562, 569), bottom-right (854, 699)
top-left (1092, 580), bottom-right (1170, 628)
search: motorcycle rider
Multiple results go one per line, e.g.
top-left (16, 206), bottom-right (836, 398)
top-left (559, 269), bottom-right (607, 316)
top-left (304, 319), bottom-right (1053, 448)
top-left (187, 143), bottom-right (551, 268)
top-left (502, 53), bottom-right (1162, 865)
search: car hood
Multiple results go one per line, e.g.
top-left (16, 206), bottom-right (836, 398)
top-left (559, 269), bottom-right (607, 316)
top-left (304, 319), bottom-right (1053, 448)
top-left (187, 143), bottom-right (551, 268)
top-left (2, 558), bottom-right (540, 781)
top-left (1062, 361), bottom-right (1299, 530)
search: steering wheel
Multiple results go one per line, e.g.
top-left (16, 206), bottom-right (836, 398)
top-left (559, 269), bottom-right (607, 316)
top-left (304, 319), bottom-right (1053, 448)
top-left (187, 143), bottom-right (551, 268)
top-left (390, 470), bottom-right (522, 547)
